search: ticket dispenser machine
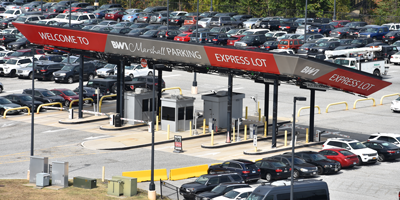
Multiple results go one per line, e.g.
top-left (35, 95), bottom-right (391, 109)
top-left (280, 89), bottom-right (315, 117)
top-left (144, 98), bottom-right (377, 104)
top-left (124, 89), bottom-right (158, 125)
top-left (209, 118), bottom-right (216, 133)
top-left (161, 95), bottom-right (195, 132)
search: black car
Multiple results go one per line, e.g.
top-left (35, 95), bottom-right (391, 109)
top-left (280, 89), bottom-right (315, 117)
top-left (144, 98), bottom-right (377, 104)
top-left (383, 31), bottom-right (400, 44)
top-left (345, 21), bottom-right (368, 28)
top-left (297, 43), bottom-right (316, 54)
top-left (0, 34), bottom-right (17, 45)
top-left (376, 45), bottom-right (398, 60)
top-left (73, 86), bottom-right (103, 103)
top-left (109, 27), bottom-right (132, 34)
top-left (179, 173), bottom-right (244, 200)
top-left (129, 23), bottom-right (149, 29)
top-left (289, 151), bottom-right (341, 175)
top-left (347, 27), bottom-right (364, 39)
top-left (269, 155), bottom-right (318, 179)
top-left (234, 34), bottom-right (267, 48)
top-left (4, 94), bottom-right (43, 113)
top-left (22, 88), bottom-right (65, 104)
top-left (330, 27), bottom-right (351, 38)
top-left (34, 61), bottom-right (64, 81)
top-left (131, 75), bottom-right (165, 91)
top-left (0, 18), bottom-right (16, 29)
top-left (53, 62), bottom-right (96, 84)
top-left (82, 18), bottom-right (103, 25)
top-left (126, 28), bottom-right (150, 36)
top-left (50, 5), bottom-right (69, 13)
top-left (259, 20), bottom-right (280, 30)
top-left (255, 158), bottom-right (291, 182)
top-left (145, 24), bottom-right (162, 30)
top-left (139, 30), bottom-right (159, 38)
top-left (364, 140), bottom-right (400, 161)
top-left (349, 38), bottom-right (373, 47)
top-left (207, 33), bottom-right (230, 46)
top-left (339, 39), bottom-right (352, 46)
top-left (207, 159), bottom-right (260, 183)
top-left (41, 55), bottom-right (63, 63)
top-left (259, 41), bottom-right (279, 51)
top-left (156, 30), bottom-right (180, 39)
top-left (309, 41), bottom-right (341, 54)
top-left (168, 16), bottom-right (185, 26)
top-left (195, 183), bottom-right (251, 200)
top-left (0, 96), bottom-right (23, 115)
top-left (6, 37), bottom-right (31, 50)
top-left (278, 22), bottom-right (299, 33)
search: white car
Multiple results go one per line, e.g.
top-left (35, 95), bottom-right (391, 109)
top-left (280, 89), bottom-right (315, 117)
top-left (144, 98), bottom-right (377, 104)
top-left (390, 52), bottom-right (400, 64)
top-left (269, 49), bottom-right (295, 54)
top-left (391, 97), bottom-right (400, 112)
top-left (123, 64), bottom-right (151, 78)
top-left (368, 133), bottom-right (400, 147)
top-left (265, 31), bottom-right (287, 38)
top-left (213, 187), bottom-right (254, 200)
top-left (198, 17), bottom-right (211, 28)
top-left (322, 138), bottom-right (378, 165)
top-left (0, 56), bottom-right (34, 77)
top-left (276, 33), bottom-right (301, 41)
top-left (0, 51), bottom-right (13, 61)
top-left (0, 9), bottom-right (24, 19)
top-left (243, 18), bottom-right (263, 29)
top-left (96, 64), bottom-right (117, 78)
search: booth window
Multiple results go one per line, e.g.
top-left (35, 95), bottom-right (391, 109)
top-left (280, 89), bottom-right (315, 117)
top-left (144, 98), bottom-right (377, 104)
top-left (162, 107), bottom-right (175, 121)
top-left (142, 99), bottom-right (149, 112)
top-left (178, 107), bottom-right (184, 120)
top-left (186, 106), bottom-right (193, 120)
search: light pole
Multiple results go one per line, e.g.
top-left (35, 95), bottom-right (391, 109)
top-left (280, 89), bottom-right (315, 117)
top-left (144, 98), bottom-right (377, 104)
top-left (30, 48), bottom-right (35, 156)
top-left (210, 0), bottom-right (213, 11)
top-left (149, 64), bottom-right (156, 200)
top-left (303, 0), bottom-right (308, 44)
top-left (333, 0), bottom-right (337, 20)
top-left (290, 96), bottom-right (306, 200)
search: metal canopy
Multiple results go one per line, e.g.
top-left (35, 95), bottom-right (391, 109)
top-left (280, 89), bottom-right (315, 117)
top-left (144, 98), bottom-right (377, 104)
top-left (13, 23), bottom-right (391, 96)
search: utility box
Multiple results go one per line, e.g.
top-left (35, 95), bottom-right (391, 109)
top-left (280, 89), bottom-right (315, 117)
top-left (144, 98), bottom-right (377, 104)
top-left (202, 91), bottom-right (245, 129)
top-left (36, 173), bottom-right (50, 187)
top-left (112, 176), bottom-right (137, 197)
top-left (107, 180), bottom-right (123, 196)
top-left (73, 177), bottom-right (97, 189)
top-left (51, 161), bottom-right (69, 188)
top-left (124, 89), bottom-right (158, 125)
top-left (29, 156), bottom-right (48, 183)
top-left (161, 95), bottom-right (195, 132)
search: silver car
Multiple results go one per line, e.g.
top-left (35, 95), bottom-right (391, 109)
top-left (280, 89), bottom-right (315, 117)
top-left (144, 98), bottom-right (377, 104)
top-left (16, 66), bottom-right (32, 78)
top-left (198, 17), bottom-right (211, 28)
top-left (242, 18), bottom-right (262, 29)
top-left (96, 64), bottom-right (117, 78)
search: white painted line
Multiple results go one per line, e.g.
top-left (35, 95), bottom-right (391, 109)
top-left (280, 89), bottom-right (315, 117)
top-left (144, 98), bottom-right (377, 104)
top-left (2, 123), bottom-right (15, 128)
top-left (43, 129), bottom-right (68, 133)
top-left (84, 135), bottom-right (111, 140)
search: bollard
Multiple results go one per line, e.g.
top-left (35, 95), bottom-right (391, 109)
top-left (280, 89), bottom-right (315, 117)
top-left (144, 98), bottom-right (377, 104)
top-left (245, 106), bottom-right (248, 119)
top-left (27, 170), bottom-right (30, 181)
top-left (264, 121), bottom-right (267, 137)
top-left (190, 121), bottom-right (192, 137)
top-left (167, 124), bottom-right (170, 140)
top-left (211, 130), bottom-right (214, 146)
top-left (255, 146), bottom-right (257, 152)
top-left (69, 108), bottom-right (74, 119)
top-left (102, 166), bottom-right (105, 182)
top-left (203, 119), bottom-right (206, 134)
top-left (306, 128), bottom-right (309, 144)
top-left (156, 116), bottom-right (159, 131)
top-left (244, 125), bottom-right (247, 141)
top-left (233, 127), bottom-right (236, 142)
top-left (258, 108), bottom-right (261, 121)
top-left (284, 130), bottom-right (287, 147)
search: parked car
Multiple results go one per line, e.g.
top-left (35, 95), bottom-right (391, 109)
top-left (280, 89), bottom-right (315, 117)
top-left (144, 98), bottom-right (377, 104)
top-left (179, 173), bottom-right (244, 200)
top-left (105, 10), bottom-right (127, 21)
top-left (195, 183), bottom-right (251, 200)
top-left (0, 34), bottom-right (17, 45)
top-left (322, 138), bottom-right (378, 165)
top-left (330, 20), bottom-right (351, 28)
top-left (297, 43), bottom-right (317, 54)
top-left (122, 12), bottom-right (140, 23)
top-left (368, 133), bottom-right (400, 147)
top-left (157, 30), bottom-right (180, 40)
top-left (278, 22), bottom-right (299, 33)
top-left (0, 56), bottom-right (34, 77)
top-left (174, 32), bottom-right (192, 42)
top-left (53, 62), bottom-right (96, 83)
top-left (234, 34), bottom-right (267, 48)
top-left (207, 159), bottom-right (260, 183)
top-left (137, 13), bottom-right (154, 23)
top-left (109, 27), bottom-right (132, 34)
top-left (212, 187), bottom-right (254, 200)
top-left (124, 64), bottom-right (151, 78)
top-left (129, 23), bottom-right (149, 29)
top-left (363, 140), bottom-right (400, 161)
top-left (308, 23), bottom-right (335, 36)
top-left (0, 82), bottom-right (3, 93)
top-left (349, 38), bottom-right (374, 47)
top-left (259, 20), bottom-right (280, 30)
top-left (359, 26), bottom-right (390, 41)
top-left (390, 96), bottom-right (400, 112)
top-left (50, 88), bottom-right (80, 107)
top-left (22, 88), bottom-right (65, 104)
top-left (226, 35), bottom-right (245, 46)
top-left (34, 61), bottom-right (65, 81)
top-left (319, 148), bottom-right (360, 168)
top-left (226, 28), bottom-right (247, 37)
top-left (269, 155), bottom-right (318, 179)
top-left (126, 28), bottom-right (149, 36)
top-left (309, 41), bottom-right (341, 54)
top-left (168, 16), bottom-right (185, 27)
top-left (4, 93), bottom-right (43, 113)
top-left (131, 75), bottom-right (165, 91)
top-left (145, 24), bottom-right (162, 30)
top-left (288, 151), bottom-right (341, 175)
top-left (197, 17), bottom-right (211, 28)
top-left (278, 39), bottom-right (304, 52)
top-left (243, 18), bottom-right (262, 29)
top-left (207, 33), bottom-right (230, 46)
top-left (210, 16), bottom-right (243, 28)
top-left (0, 96), bottom-right (23, 115)
top-left (254, 158), bottom-right (291, 182)
top-left (73, 86), bottom-right (103, 103)
top-left (96, 63), bottom-right (116, 78)
top-left (6, 37), bottom-right (30, 50)
top-left (264, 31), bottom-right (287, 40)
top-left (383, 31), bottom-right (400, 44)
top-left (139, 30), bottom-right (159, 38)
top-left (330, 27), bottom-right (351, 38)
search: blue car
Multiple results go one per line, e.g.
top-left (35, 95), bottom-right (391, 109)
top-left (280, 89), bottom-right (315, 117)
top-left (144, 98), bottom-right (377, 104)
top-left (93, 9), bottom-right (108, 19)
top-left (122, 12), bottom-right (140, 22)
top-left (207, 33), bottom-right (230, 46)
top-left (308, 23), bottom-right (335, 37)
top-left (207, 159), bottom-right (261, 183)
top-left (359, 26), bottom-right (390, 41)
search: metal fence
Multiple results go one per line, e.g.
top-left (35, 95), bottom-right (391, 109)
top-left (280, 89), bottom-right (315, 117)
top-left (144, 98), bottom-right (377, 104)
top-left (160, 179), bottom-right (183, 200)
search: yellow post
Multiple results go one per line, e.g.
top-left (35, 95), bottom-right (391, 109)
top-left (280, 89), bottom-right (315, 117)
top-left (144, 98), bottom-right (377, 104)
top-left (306, 128), bottom-right (309, 144)
top-left (211, 130), bottom-right (214, 146)
top-left (233, 127), bottom-right (236, 142)
top-left (258, 108), bottom-right (261, 121)
top-left (244, 125), bottom-right (247, 141)
top-left (255, 146), bottom-right (257, 152)
top-left (156, 116), bottom-right (159, 131)
top-left (167, 124), bottom-right (170, 140)
top-left (102, 166), bottom-right (105, 182)
top-left (245, 106), bottom-right (248, 119)
top-left (203, 119), bottom-right (206, 134)
top-left (264, 121), bottom-right (267, 137)
top-left (190, 121), bottom-right (192, 137)
top-left (284, 130), bottom-right (287, 147)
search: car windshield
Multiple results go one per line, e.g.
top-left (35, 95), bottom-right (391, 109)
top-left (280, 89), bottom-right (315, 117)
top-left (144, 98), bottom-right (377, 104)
top-left (334, 59), bottom-right (349, 65)
top-left (386, 31), bottom-right (399, 36)
top-left (293, 158), bottom-right (306, 164)
top-left (211, 185), bottom-right (227, 193)
top-left (351, 39), bottom-right (364, 44)
top-left (91, 26), bottom-right (102, 30)
top-left (15, 17), bottom-right (27, 22)
top-left (41, 90), bottom-right (56, 97)
top-left (380, 142), bottom-right (398, 148)
top-left (247, 18), bottom-right (258, 21)
top-left (210, 27), bottom-right (223, 33)
top-left (56, 14), bottom-right (67, 19)
top-left (223, 191), bottom-right (240, 199)
top-left (279, 40), bottom-right (288, 45)
top-left (110, 28), bottom-right (121, 33)
top-left (0, 98), bottom-right (12, 104)
top-left (247, 193), bottom-right (264, 200)
top-left (270, 161), bottom-right (286, 167)
top-left (5, 59), bottom-right (18, 64)
top-left (10, 51), bottom-right (27, 57)
top-left (264, 41), bottom-right (276, 45)
top-left (98, 21), bottom-right (111, 25)
top-left (194, 176), bottom-right (208, 185)
top-left (179, 25), bottom-right (192, 32)
top-left (125, 65), bottom-right (136, 70)
top-left (317, 43), bottom-right (330, 47)
top-left (16, 37), bottom-right (26, 42)
top-left (129, 29), bottom-right (142, 34)
top-left (82, 26), bottom-right (93, 30)
top-left (4, 10), bottom-right (15, 14)
top-left (37, 21), bottom-right (47, 24)
top-left (310, 154), bottom-right (327, 161)
top-left (241, 35), bottom-right (255, 41)
top-left (104, 64), bottom-right (116, 69)
top-left (20, 95), bottom-right (32, 101)
top-left (301, 43), bottom-right (315, 48)
top-left (365, 28), bottom-right (379, 33)
top-left (265, 33), bottom-right (274, 37)
top-left (226, 29), bottom-right (239, 34)
top-left (177, 33), bottom-right (188, 37)
top-left (143, 30), bottom-right (157, 35)
top-left (61, 65), bottom-right (76, 71)
top-left (330, 22), bottom-right (339, 26)
top-left (349, 142), bottom-right (366, 149)
top-left (63, 90), bottom-right (76, 96)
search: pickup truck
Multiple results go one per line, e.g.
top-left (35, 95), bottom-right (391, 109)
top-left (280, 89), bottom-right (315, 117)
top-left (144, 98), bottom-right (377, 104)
top-left (333, 57), bottom-right (388, 77)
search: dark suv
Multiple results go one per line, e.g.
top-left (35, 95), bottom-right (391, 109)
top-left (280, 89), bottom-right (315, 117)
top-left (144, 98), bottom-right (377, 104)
top-left (308, 23), bottom-right (335, 36)
top-left (195, 183), bottom-right (251, 200)
top-left (53, 62), bottom-right (96, 84)
top-left (4, 94), bottom-right (43, 113)
top-left (34, 61), bottom-right (65, 81)
top-left (269, 155), bottom-right (318, 179)
top-left (209, 16), bottom-right (243, 28)
top-left (179, 173), bottom-right (244, 200)
top-left (234, 34), bottom-right (267, 48)
top-left (288, 151), bottom-right (341, 175)
top-left (131, 76), bottom-right (165, 91)
top-left (208, 159), bottom-right (261, 183)
top-left (258, 20), bottom-right (280, 31)
top-left (22, 88), bottom-right (65, 104)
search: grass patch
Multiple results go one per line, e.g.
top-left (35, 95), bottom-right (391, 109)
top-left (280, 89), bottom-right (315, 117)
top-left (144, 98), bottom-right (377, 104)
top-left (0, 179), bottom-right (163, 200)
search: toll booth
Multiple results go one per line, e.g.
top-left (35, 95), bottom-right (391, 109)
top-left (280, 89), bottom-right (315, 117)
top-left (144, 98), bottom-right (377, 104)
top-left (124, 89), bottom-right (158, 125)
top-left (202, 91), bottom-right (245, 129)
top-left (161, 95), bottom-right (195, 132)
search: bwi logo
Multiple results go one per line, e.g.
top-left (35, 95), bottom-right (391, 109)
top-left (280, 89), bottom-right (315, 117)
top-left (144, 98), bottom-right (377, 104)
top-left (300, 66), bottom-right (320, 76)
top-left (111, 41), bottom-right (128, 50)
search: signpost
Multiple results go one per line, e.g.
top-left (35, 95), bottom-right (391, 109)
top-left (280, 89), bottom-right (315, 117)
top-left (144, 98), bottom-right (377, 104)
top-left (141, 58), bottom-right (147, 68)
top-left (173, 135), bottom-right (183, 153)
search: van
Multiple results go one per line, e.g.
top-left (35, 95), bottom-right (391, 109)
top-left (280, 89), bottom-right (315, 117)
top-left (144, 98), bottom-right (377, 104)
top-left (248, 179), bottom-right (330, 200)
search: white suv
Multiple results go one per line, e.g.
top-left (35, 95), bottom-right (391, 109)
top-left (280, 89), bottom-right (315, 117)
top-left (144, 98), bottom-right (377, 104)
top-left (368, 133), bottom-right (400, 147)
top-left (322, 138), bottom-right (378, 165)
top-left (0, 56), bottom-right (35, 77)
top-left (54, 13), bottom-right (96, 24)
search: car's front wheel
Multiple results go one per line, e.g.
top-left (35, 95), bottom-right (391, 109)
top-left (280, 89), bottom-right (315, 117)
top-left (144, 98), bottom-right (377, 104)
top-left (293, 169), bottom-right (300, 179)
top-left (378, 154), bottom-right (385, 162)
top-left (67, 77), bottom-right (73, 84)
top-left (64, 100), bottom-right (70, 107)
top-left (265, 173), bottom-right (272, 182)
top-left (317, 166), bottom-right (324, 175)
top-left (356, 156), bottom-right (363, 166)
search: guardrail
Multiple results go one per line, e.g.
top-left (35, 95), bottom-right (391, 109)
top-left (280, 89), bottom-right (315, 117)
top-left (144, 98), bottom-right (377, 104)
top-left (380, 93), bottom-right (400, 105)
top-left (69, 98), bottom-right (94, 109)
top-left (99, 94), bottom-right (117, 112)
top-left (36, 102), bottom-right (63, 114)
top-left (353, 98), bottom-right (376, 109)
top-left (297, 106), bottom-right (321, 117)
top-left (3, 106), bottom-right (30, 118)
top-left (326, 101), bottom-right (348, 113)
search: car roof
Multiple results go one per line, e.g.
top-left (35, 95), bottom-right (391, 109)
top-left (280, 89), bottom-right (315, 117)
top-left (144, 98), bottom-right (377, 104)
top-left (232, 187), bottom-right (254, 193)
top-left (371, 133), bottom-right (400, 136)
top-left (201, 173), bottom-right (238, 178)
top-left (7, 93), bottom-right (30, 96)
top-left (365, 140), bottom-right (388, 144)
top-left (51, 88), bottom-right (70, 91)
top-left (327, 138), bottom-right (358, 142)
top-left (320, 148), bottom-right (347, 151)
top-left (230, 159), bottom-right (254, 164)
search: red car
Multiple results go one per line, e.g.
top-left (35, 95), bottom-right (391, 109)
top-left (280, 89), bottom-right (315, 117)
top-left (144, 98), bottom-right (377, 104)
top-left (330, 20), bottom-right (351, 28)
top-left (183, 16), bottom-right (203, 25)
top-left (227, 35), bottom-right (245, 46)
top-left (63, 2), bottom-right (91, 13)
top-left (51, 88), bottom-right (80, 107)
top-left (174, 33), bottom-right (192, 42)
top-left (319, 148), bottom-right (360, 168)
top-left (105, 11), bottom-right (128, 21)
